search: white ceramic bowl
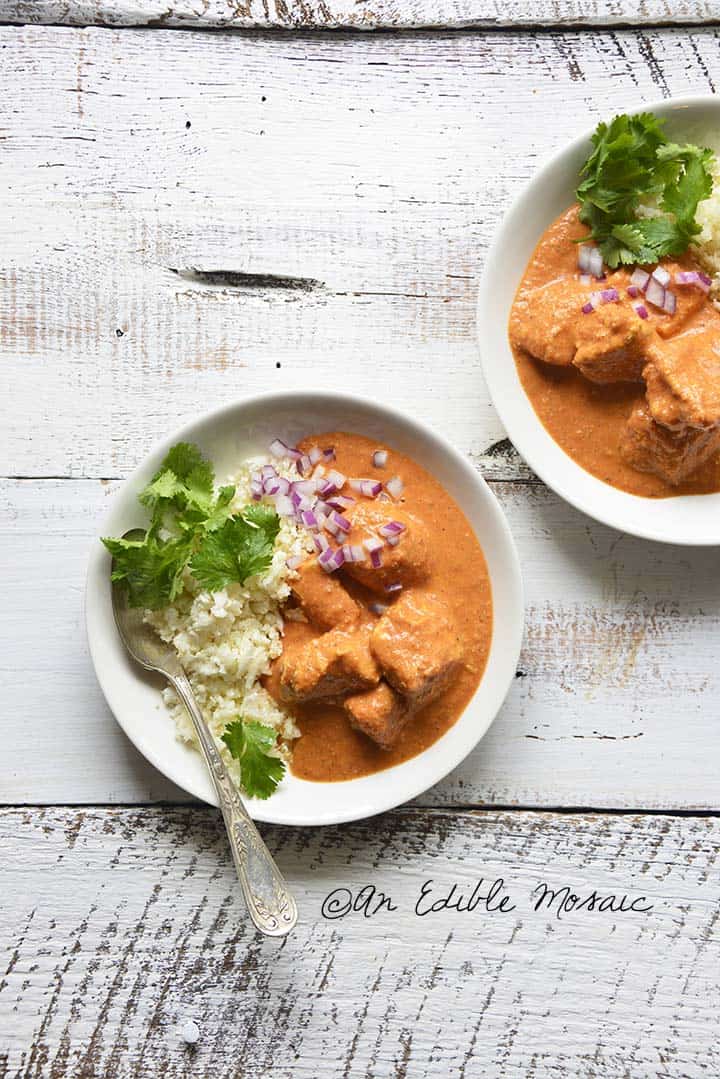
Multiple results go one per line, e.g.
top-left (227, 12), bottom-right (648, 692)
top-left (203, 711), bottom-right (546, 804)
top-left (478, 94), bottom-right (720, 545)
top-left (86, 390), bottom-right (524, 825)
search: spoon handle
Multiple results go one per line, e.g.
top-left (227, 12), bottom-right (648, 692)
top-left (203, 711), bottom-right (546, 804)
top-left (171, 670), bottom-right (298, 937)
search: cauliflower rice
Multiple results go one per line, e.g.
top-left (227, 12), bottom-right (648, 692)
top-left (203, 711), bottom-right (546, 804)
top-left (145, 457), bottom-right (313, 787)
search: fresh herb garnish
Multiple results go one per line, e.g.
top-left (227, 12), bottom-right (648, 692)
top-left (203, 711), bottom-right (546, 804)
top-left (576, 112), bottom-right (715, 267)
top-left (103, 442), bottom-right (279, 608)
top-left (221, 719), bottom-right (286, 799)
top-left (190, 504), bottom-right (280, 592)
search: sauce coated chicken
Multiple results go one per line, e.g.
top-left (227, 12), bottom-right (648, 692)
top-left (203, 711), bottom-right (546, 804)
top-left (509, 206), bottom-right (720, 497)
top-left (264, 432), bottom-right (493, 783)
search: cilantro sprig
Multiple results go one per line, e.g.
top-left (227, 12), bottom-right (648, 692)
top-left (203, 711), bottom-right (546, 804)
top-left (103, 442), bottom-right (280, 608)
top-left (221, 719), bottom-right (286, 799)
top-left (576, 112), bottom-right (715, 267)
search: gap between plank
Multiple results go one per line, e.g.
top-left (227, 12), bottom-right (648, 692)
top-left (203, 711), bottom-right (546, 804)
top-left (3, 801), bottom-right (718, 817)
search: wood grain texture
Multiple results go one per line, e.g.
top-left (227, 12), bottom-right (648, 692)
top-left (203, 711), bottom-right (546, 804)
top-left (1, 805), bottom-right (717, 1077)
top-left (5, 476), bottom-right (720, 810)
top-left (2, 25), bottom-right (720, 480)
top-left (1, 0), bottom-right (718, 29)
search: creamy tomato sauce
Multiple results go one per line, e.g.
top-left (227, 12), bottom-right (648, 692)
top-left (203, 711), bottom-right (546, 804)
top-left (265, 432), bottom-right (493, 783)
top-left (510, 206), bottom-right (720, 498)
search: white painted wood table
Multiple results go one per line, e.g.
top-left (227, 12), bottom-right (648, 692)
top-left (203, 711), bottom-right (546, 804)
top-left (1, 5), bottom-right (719, 1076)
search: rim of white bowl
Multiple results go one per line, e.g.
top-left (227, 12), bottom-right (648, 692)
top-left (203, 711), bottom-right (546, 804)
top-left (86, 388), bottom-right (524, 825)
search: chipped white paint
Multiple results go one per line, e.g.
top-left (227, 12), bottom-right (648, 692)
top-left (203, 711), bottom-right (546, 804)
top-left (1, 807), bottom-right (718, 1077)
top-left (4, 477), bottom-right (720, 809)
top-left (0, 0), bottom-right (716, 28)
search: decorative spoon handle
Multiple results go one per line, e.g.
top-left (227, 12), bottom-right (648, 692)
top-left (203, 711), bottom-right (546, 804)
top-left (171, 670), bottom-right (298, 937)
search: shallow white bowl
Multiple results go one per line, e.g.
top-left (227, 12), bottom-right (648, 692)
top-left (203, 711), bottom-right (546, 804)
top-left (86, 390), bottom-right (524, 825)
top-left (478, 94), bottom-right (720, 545)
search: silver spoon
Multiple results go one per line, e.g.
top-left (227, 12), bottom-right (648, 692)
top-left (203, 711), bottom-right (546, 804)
top-left (111, 531), bottom-right (298, 937)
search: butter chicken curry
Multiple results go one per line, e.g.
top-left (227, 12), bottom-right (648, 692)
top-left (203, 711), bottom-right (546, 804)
top-left (265, 433), bottom-right (493, 782)
top-left (509, 207), bottom-right (720, 497)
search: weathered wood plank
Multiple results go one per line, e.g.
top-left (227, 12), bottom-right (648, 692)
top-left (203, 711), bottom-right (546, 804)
top-left (4, 477), bottom-right (720, 810)
top-left (2, 25), bottom-right (719, 479)
top-left (0, 0), bottom-right (717, 29)
top-left (1, 805), bottom-right (717, 1077)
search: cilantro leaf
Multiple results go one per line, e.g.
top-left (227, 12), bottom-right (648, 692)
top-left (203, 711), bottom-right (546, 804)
top-left (189, 507), bottom-right (280, 591)
top-left (139, 442), bottom-right (216, 523)
top-left (221, 719), bottom-right (285, 799)
top-left (102, 532), bottom-right (192, 608)
top-left (576, 112), bottom-right (715, 266)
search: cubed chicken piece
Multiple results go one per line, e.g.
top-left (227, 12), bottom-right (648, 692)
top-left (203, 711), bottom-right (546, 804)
top-left (344, 682), bottom-right (409, 750)
top-left (280, 624), bottom-right (379, 703)
top-left (619, 402), bottom-right (720, 486)
top-left (370, 592), bottom-right (463, 707)
top-left (290, 557), bottom-right (359, 630)
top-left (644, 327), bottom-right (720, 430)
top-left (343, 502), bottom-right (431, 596)
top-left (509, 277), bottom-right (591, 367)
top-left (572, 300), bottom-right (653, 384)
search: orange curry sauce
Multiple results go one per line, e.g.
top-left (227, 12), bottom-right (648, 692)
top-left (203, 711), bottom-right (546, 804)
top-left (510, 206), bottom-right (720, 497)
top-left (264, 432), bottom-right (493, 783)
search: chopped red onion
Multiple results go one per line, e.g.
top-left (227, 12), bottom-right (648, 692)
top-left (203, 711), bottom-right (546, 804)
top-left (331, 511), bottom-right (351, 534)
top-left (372, 449), bottom-right (388, 468)
top-left (581, 301), bottom-right (594, 315)
top-left (370, 548), bottom-right (383, 569)
top-left (662, 290), bottom-right (677, 315)
top-left (652, 265), bottom-right (671, 287)
top-left (385, 476), bottom-right (404, 499)
top-left (275, 495), bottom-right (294, 516)
top-left (630, 268), bottom-right (650, 291)
top-left (384, 582), bottom-right (403, 594)
top-left (314, 533), bottom-right (330, 553)
top-left (341, 543), bottom-right (366, 563)
top-left (363, 536), bottom-right (384, 554)
top-left (600, 288), bottom-right (619, 303)
top-left (318, 546), bottom-right (345, 574)
top-left (292, 479), bottom-right (315, 496)
top-left (378, 520), bottom-right (406, 538)
top-left (269, 438), bottom-right (291, 459)
top-left (325, 469), bottom-right (346, 490)
top-left (308, 446), bottom-right (323, 466)
top-left (300, 509), bottom-right (318, 530)
top-left (349, 478), bottom-right (383, 498)
top-left (377, 492), bottom-right (392, 503)
top-left (297, 454), bottom-right (312, 476)
top-left (578, 244), bottom-right (604, 278)
top-left (644, 277), bottom-right (666, 309)
top-left (626, 285), bottom-right (640, 298)
top-left (322, 447), bottom-right (336, 462)
top-left (386, 536), bottom-right (400, 547)
top-left (326, 494), bottom-right (355, 511)
top-left (675, 270), bottom-right (712, 293)
top-left (634, 303), bottom-right (649, 320)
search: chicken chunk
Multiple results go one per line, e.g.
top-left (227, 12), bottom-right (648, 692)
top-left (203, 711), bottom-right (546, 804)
top-left (619, 402), bottom-right (720, 486)
top-left (572, 300), bottom-right (653, 384)
top-left (290, 557), bottom-right (359, 630)
top-left (343, 502), bottom-right (431, 596)
top-left (280, 624), bottom-right (380, 703)
top-left (370, 592), bottom-right (463, 707)
top-left (344, 682), bottom-right (409, 750)
top-left (644, 327), bottom-right (720, 430)
top-left (509, 277), bottom-right (589, 367)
